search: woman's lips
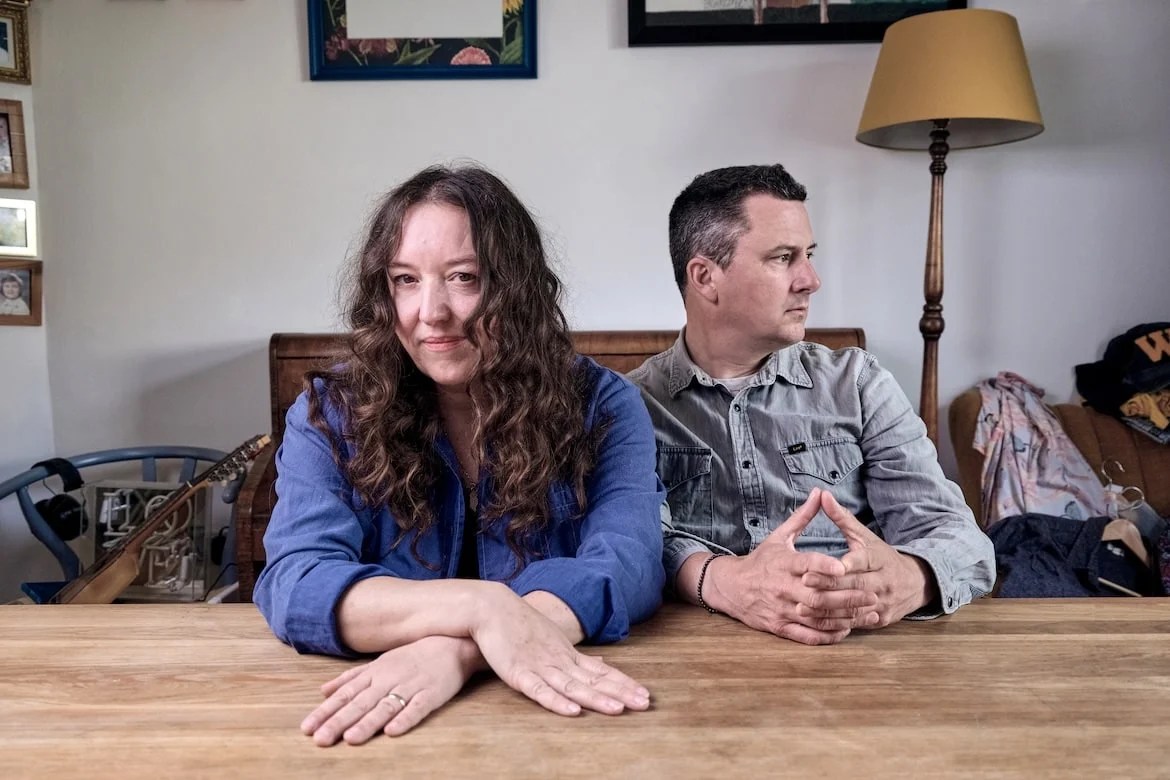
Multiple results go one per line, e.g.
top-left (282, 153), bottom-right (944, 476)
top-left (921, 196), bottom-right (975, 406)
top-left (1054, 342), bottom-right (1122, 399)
top-left (421, 337), bottom-right (465, 352)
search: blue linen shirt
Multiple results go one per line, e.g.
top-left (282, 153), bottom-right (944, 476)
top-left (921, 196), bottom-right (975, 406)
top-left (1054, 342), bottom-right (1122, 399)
top-left (628, 334), bottom-right (995, 618)
top-left (255, 359), bottom-right (666, 657)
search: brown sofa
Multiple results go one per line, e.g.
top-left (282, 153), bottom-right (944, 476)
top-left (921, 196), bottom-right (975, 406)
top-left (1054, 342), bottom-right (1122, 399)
top-left (233, 328), bottom-right (867, 602)
top-left (949, 388), bottom-right (1170, 529)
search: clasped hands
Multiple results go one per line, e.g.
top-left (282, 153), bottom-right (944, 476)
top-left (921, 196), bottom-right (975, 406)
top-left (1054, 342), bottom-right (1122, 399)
top-left (302, 583), bottom-right (650, 746)
top-left (703, 487), bottom-right (935, 645)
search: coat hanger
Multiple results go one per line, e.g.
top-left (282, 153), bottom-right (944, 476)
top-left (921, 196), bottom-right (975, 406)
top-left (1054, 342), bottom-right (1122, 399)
top-left (1097, 459), bottom-right (1151, 568)
top-left (1100, 516), bottom-right (1150, 569)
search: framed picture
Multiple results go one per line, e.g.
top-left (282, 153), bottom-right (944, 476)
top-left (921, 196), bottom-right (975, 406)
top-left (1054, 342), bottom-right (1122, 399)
top-left (629, 0), bottom-right (967, 46)
top-left (308, 0), bottom-right (537, 81)
top-left (0, 99), bottom-right (28, 188)
top-left (0, 197), bottom-right (36, 257)
top-left (0, 258), bottom-right (41, 326)
top-left (0, 4), bottom-right (30, 84)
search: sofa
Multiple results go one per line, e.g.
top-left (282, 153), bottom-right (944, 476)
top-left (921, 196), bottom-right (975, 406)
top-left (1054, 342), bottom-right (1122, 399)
top-left (232, 328), bottom-right (867, 602)
top-left (949, 388), bottom-right (1170, 529)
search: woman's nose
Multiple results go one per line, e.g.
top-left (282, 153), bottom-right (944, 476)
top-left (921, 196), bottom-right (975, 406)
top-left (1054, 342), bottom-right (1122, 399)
top-left (418, 281), bottom-right (451, 323)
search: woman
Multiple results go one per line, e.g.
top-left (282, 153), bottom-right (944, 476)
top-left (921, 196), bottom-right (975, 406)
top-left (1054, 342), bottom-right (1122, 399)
top-left (0, 271), bottom-right (29, 316)
top-left (255, 165), bottom-right (665, 746)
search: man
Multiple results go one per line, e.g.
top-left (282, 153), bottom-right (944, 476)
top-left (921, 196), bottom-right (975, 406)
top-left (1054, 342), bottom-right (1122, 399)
top-left (629, 164), bottom-right (995, 645)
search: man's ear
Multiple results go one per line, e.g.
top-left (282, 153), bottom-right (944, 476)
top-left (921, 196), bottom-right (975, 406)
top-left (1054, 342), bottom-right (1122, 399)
top-left (685, 256), bottom-right (720, 304)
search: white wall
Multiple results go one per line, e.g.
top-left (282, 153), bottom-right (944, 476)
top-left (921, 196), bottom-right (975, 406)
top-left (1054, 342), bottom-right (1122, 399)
top-left (2, 0), bottom-right (1167, 598)
top-left (0, 56), bottom-right (58, 598)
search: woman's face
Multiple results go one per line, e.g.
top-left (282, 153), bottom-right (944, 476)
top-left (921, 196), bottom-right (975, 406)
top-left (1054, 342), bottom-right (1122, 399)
top-left (1, 279), bottom-right (20, 300)
top-left (389, 202), bottom-right (483, 392)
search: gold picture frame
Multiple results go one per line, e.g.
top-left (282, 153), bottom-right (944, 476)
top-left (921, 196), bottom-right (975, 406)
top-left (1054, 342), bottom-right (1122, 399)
top-left (0, 4), bottom-right (30, 85)
top-left (0, 99), bottom-right (28, 188)
top-left (0, 257), bottom-right (41, 326)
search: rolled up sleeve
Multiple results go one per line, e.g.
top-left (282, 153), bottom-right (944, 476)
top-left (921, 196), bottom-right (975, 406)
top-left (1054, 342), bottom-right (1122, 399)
top-left (858, 359), bottom-right (996, 617)
top-left (510, 372), bottom-right (666, 643)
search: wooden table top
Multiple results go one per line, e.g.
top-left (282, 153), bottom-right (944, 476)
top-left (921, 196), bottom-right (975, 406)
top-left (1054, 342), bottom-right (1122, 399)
top-left (1, 599), bottom-right (1167, 779)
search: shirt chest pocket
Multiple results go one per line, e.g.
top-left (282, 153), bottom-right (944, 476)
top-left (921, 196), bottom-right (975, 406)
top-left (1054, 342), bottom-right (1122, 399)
top-left (782, 438), bottom-right (864, 489)
top-left (656, 446), bottom-right (714, 537)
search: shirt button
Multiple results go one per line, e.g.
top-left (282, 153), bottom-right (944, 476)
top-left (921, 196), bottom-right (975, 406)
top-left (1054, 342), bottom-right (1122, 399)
top-left (748, 519), bottom-right (760, 527)
top-left (829, 470), bottom-right (840, 480)
top-left (741, 460), bottom-right (751, 469)
top-left (733, 404), bottom-right (741, 412)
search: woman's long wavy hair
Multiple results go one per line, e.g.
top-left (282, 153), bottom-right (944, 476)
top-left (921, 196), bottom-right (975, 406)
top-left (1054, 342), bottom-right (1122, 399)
top-left (306, 164), bottom-right (607, 565)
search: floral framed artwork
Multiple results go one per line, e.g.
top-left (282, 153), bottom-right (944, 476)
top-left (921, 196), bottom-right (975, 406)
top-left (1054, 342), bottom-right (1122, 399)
top-left (0, 197), bottom-right (36, 257)
top-left (0, 3), bottom-right (30, 84)
top-left (0, 99), bottom-right (29, 189)
top-left (0, 258), bottom-right (41, 326)
top-left (629, 0), bottom-right (967, 46)
top-left (307, 0), bottom-right (537, 80)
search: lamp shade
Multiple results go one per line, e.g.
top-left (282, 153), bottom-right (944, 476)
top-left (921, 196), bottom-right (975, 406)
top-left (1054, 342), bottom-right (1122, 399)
top-left (856, 9), bottom-right (1043, 150)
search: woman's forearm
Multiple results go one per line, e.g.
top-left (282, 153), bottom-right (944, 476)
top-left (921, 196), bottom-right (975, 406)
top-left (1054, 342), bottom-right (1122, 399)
top-left (337, 577), bottom-right (587, 655)
top-left (523, 590), bottom-right (585, 644)
top-left (336, 577), bottom-right (510, 654)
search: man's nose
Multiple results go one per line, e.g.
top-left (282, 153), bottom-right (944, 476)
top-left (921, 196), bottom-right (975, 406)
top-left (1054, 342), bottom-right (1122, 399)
top-left (796, 258), bottom-right (821, 294)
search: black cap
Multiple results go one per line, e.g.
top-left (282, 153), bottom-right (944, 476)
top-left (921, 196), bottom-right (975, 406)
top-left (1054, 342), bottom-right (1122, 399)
top-left (1075, 322), bottom-right (1170, 416)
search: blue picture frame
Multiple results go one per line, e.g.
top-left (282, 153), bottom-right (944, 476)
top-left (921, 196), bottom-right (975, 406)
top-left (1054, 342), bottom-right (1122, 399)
top-left (308, 0), bottom-right (537, 81)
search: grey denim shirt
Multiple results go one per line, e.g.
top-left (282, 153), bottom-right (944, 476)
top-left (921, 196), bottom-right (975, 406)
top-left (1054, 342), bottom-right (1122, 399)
top-left (628, 333), bottom-right (995, 618)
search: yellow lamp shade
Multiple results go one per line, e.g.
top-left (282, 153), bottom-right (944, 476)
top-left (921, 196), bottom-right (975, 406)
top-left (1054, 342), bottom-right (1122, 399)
top-left (857, 9), bottom-right (1043, 150)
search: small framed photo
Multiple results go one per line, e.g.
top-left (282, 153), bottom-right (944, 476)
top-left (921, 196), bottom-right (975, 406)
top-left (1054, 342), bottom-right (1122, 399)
top-left (0, 4), bottom-right (30, 85)
top-left (0, 197), bottom-right (36, 257)
top-left (0, 99), bottom-right (29, 188)
top-left (0, 258), bottom-right (42, 326)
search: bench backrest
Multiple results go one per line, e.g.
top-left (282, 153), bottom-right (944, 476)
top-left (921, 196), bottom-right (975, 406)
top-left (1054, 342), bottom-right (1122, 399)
top-left (266, 329), bottom-right (866, 438)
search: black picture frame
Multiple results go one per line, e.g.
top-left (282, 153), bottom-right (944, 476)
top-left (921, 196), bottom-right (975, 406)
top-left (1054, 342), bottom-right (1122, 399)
top-left (628, 0), bottom-right (967, 46)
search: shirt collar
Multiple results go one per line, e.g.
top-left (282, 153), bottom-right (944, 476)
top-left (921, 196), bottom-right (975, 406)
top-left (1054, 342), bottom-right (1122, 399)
top-left (665, 329), bottom-right (814, 397)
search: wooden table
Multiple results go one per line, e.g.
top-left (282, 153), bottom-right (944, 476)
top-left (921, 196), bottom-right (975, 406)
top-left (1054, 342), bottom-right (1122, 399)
top-left (1, 600), bottom-right (1168, 779)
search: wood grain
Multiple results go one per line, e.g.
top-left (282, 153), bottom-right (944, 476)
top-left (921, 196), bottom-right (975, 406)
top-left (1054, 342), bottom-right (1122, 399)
top-left (1, 599), bottom-right (1167, 779)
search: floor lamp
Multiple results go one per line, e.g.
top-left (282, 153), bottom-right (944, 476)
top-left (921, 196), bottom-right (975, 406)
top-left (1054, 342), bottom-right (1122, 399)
top-left (856, 8), bottom-right (1043, 446)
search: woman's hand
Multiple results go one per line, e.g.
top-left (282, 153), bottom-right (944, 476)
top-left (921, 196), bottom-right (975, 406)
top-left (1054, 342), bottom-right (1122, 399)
top-left (471, 585), bottom-right (651, 718)
top-left (301, 634), bottom-right (482, 746)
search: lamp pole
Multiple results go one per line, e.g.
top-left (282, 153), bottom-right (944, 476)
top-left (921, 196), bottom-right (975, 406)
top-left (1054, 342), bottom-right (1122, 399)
top-left (920, 119), bottom-right (950, 446)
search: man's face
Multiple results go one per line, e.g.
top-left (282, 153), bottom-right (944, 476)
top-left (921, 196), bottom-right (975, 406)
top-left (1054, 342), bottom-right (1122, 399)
top-left (711, 194), bottom-right (820, 353)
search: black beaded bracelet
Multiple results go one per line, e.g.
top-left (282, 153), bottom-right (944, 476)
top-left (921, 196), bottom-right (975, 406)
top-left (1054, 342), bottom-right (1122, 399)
top-left (696, 552), bottom-right (723, 614)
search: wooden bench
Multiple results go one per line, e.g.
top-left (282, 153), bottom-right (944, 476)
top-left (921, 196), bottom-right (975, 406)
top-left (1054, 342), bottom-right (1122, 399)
top-left (233, 328), bottom-right (866, 601)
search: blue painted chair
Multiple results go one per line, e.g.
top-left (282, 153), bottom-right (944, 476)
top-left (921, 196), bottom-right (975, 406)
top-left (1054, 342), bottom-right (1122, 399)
top-left (0, 447), bottom-right (239, 603)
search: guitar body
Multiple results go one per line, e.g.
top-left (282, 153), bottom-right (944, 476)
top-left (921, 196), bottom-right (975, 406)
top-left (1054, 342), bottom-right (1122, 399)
top-left (49, 434), bottom-right (270, 606)
top-left (55, 550), bottom-right (141, 604)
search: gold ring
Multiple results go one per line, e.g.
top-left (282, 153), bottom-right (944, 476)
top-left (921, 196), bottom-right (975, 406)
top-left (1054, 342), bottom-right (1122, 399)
top-left (384, 692), bottom-right (408, 710)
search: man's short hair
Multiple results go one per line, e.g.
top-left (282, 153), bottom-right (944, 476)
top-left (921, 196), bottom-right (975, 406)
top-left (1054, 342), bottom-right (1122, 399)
top-left (668, 164), bottom-right (808, 296)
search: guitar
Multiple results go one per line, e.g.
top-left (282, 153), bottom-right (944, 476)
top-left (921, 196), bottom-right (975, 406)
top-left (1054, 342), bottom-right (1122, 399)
top-left (50, 434), bottom-right (272, 605)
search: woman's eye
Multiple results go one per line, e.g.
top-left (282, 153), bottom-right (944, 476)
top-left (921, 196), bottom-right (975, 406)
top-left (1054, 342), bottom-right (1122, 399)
top-left (391, 274), bottom-right (416, 286)
top-left (452, 272), bottom-right (478, 284)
